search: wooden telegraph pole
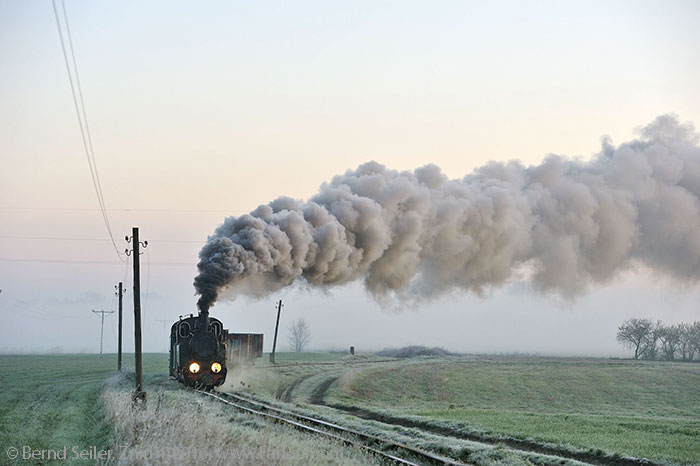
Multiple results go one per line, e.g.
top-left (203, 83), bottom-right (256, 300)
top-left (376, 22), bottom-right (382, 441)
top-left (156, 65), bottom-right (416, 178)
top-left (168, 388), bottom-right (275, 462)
top-left (270, 299), bottom-right (283, 364)
top-left (126, 227), bottom-right (147, 401)
top-left (92, 309), bottom-right (114, 354)
top-left (115, 282), bottom-right (125, 371)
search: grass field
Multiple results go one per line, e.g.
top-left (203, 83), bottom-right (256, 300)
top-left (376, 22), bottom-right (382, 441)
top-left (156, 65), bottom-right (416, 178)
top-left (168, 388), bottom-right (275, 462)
top-left (0, 353), bottom-right (382, 466)
top-left (325, 357), bottom-right (700, 465)
top-left (214, 352), bottom-right (700, 464)
top-left (3, 352), bottom-right (698, 465)
top-left (0, 353), bottom-right (166, 466)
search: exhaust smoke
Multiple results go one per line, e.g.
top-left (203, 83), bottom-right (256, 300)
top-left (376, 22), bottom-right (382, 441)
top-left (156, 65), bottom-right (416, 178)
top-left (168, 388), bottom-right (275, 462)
top-left (195, 115), bottom-right (700, 311)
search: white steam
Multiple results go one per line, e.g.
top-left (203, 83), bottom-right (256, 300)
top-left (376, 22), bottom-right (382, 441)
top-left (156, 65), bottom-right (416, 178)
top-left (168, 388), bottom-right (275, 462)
top-left (195, 115), bottom-right (700, 310)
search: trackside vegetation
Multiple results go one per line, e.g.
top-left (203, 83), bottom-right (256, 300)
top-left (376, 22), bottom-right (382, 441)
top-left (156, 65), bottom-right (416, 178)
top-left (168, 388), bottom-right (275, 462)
top-left (0, 353), bottom-right (165, 466)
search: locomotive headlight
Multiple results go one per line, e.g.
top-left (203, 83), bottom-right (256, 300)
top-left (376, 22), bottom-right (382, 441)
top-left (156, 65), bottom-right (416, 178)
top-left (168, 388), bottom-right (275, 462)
top-left (188, 362), bottom-right (200, 374)
top-left (211, 362), bottom-right (222, 373)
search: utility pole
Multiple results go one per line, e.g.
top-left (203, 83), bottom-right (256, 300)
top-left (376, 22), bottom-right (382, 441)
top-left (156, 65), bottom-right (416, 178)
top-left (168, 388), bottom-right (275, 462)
top-left (92, 309), bottom-right (114, 354)
top-left (270, 299), bottom-right (283, 364)
top-left (115, 282), bottom-right (126, 371)
top-left (126, 227), bottom-right (147, 402)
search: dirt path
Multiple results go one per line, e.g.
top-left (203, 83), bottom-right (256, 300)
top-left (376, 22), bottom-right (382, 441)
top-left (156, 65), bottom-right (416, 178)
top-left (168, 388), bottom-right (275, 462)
top-left (309, 376), bottom-right (339, 405)
top-left (275, 373), bottom-right (315, 402)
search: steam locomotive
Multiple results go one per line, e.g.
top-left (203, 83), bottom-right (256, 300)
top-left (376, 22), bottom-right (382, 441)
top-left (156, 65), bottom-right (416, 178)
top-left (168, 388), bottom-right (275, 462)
top-left (169, 311), bottom-right (227, 389)
top-left (169, 309), bottom-right (263, 389)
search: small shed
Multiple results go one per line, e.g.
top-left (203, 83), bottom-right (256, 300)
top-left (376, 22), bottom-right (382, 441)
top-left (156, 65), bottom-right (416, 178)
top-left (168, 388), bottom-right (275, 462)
top-left (226, 333), bottom-right (263, 366)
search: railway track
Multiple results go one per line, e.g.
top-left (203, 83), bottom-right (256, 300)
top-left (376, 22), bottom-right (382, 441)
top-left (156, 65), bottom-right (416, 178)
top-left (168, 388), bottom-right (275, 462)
top-left (195, 388), bottom-right (469, 466)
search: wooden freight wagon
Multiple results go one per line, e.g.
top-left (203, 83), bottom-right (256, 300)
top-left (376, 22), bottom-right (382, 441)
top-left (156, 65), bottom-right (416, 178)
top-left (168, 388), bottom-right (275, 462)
top-left (226, 333), bottom-right (263, 366)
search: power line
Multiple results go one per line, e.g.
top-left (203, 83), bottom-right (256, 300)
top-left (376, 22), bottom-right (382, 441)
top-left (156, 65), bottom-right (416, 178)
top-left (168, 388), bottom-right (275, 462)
top-left (0, 206), bottom-right (245, 213)
top-left (0, 235), bottom-right (202, 243)
top-left (143, 246), bottom-right (151, 318)
top-left (0, 258), bottom-right (122, 265)
top-left (51, 0), bottom-right (124, 262)
top-left (123, 254), bottom-right (131, 291)
top-left (0, 257), bottom-right (196, 266)
top-left (0, 294), bottom-right (83, 319)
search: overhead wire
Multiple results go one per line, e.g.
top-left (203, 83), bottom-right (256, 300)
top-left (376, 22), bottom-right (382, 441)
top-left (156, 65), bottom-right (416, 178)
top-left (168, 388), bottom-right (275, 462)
top-left (0, 258), bottom-right (126, 265)
top-left (0, 257), bottom-right (196, 266)
top-left (108, 290), bottom-right (117, 348)
top-left (51, 0), bottom-right (124, 261)
top-left (0, 293), bottom-right (83, 319)
top-left (0, 206), bottom-right (246, 213)
top-left (123, 253), bottom-right (131, 289)
top-left (0, 235), bottom-right (202, 243)
top-left (143, 246), bottom-right (151, 318)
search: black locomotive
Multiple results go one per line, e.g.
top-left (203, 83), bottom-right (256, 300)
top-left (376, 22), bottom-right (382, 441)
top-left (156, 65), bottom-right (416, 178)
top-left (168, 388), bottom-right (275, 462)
top-left (169, 310), bottom-right (227, 389)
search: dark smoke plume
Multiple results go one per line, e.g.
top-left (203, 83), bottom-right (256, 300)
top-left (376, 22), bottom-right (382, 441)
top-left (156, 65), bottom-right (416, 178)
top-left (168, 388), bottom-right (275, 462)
top-left (195, 115), bottom-right (700, 311)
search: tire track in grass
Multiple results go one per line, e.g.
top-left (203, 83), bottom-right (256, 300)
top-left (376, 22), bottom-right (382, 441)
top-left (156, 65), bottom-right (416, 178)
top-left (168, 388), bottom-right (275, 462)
top-left (275, 373), bottom-right (315, 402)
top-left (310, 376), bottom-right (339, 405)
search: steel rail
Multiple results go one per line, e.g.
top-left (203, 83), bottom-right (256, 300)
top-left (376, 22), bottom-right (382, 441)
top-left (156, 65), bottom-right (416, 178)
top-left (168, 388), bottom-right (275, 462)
top-left (195, 389), bottom-right (467, 466)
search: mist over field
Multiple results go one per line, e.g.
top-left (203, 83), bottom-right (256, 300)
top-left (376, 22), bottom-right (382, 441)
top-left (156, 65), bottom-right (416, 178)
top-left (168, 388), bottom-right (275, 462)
top-left (2, 261), bottom-right (698, 357)
top-left (1, 1), bottom-right (699, 357)
top-left (2, 2), bottom-right (700, 465)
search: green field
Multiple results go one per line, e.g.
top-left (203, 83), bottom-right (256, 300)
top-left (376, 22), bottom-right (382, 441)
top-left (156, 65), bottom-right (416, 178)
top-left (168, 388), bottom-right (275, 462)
top-left (0, 352), bottom-right (353, 466)
top-left (3, 353), bottom-right (698, 465)
top-left (0, 353), bottom-right (383, 466)
top-left (0, 354), bottom-right (166, 466)
top-left (324, 357), bottom-right (700, 465)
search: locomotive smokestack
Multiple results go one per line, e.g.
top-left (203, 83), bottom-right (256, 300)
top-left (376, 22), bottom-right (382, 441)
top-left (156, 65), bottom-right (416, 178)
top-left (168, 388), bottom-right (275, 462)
top-left (199, 308), bottom-right (209, 332)
top-left (194, 115), bottom-right (700, 307)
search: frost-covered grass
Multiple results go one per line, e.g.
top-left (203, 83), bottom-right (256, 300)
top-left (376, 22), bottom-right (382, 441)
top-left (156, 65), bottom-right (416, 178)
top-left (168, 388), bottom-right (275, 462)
top-left (225, 354), bottom-right (596, 465)
top-left (102, 373), bottom-right (382, 466)
top-left (261, 352), bottom-right (347, 363)
top-left (224, 353), bottom-right (700, 465)
top-left (225, 352), bottom-right (386, 401)
top-left (327, 357), bottom-right (700, 465)
top-left (237, 390), bottom-right (593, 466)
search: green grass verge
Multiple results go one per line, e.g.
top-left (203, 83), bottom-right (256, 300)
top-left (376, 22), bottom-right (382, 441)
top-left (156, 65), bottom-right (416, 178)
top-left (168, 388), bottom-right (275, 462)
top-left (0, 353), bottom-right (166, 466)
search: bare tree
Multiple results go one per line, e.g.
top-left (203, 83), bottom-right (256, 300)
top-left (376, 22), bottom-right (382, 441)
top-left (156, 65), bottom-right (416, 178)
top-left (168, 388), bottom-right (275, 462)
top-left (658, 324), bottom-right (682, 360)
top-left (690, 322), bottom-right (700, 361)
top-left (619, 319), bottom-right (700, 361)
top-left (617, 318), bottom-right (654, 359)
top-left (288, 318), bottom-right (311, 353)
top-left (678, 323), bottom-right (693, 360)
top-left (642, 320), bottom-right (664, 360)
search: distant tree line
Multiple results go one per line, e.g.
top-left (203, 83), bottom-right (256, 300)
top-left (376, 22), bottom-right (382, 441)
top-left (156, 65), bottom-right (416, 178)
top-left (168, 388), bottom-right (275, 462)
top-left (617, 318), bottom-right (700, 361)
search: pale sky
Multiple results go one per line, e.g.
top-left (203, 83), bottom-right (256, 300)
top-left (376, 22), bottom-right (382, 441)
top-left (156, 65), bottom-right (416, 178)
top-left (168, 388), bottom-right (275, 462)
top-left (1, 0), bottom-right (699, 355)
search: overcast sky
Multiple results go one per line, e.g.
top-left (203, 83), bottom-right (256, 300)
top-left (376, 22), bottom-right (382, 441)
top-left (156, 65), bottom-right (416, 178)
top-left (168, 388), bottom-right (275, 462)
top-left (1, 0), bottom-right (699, 356)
